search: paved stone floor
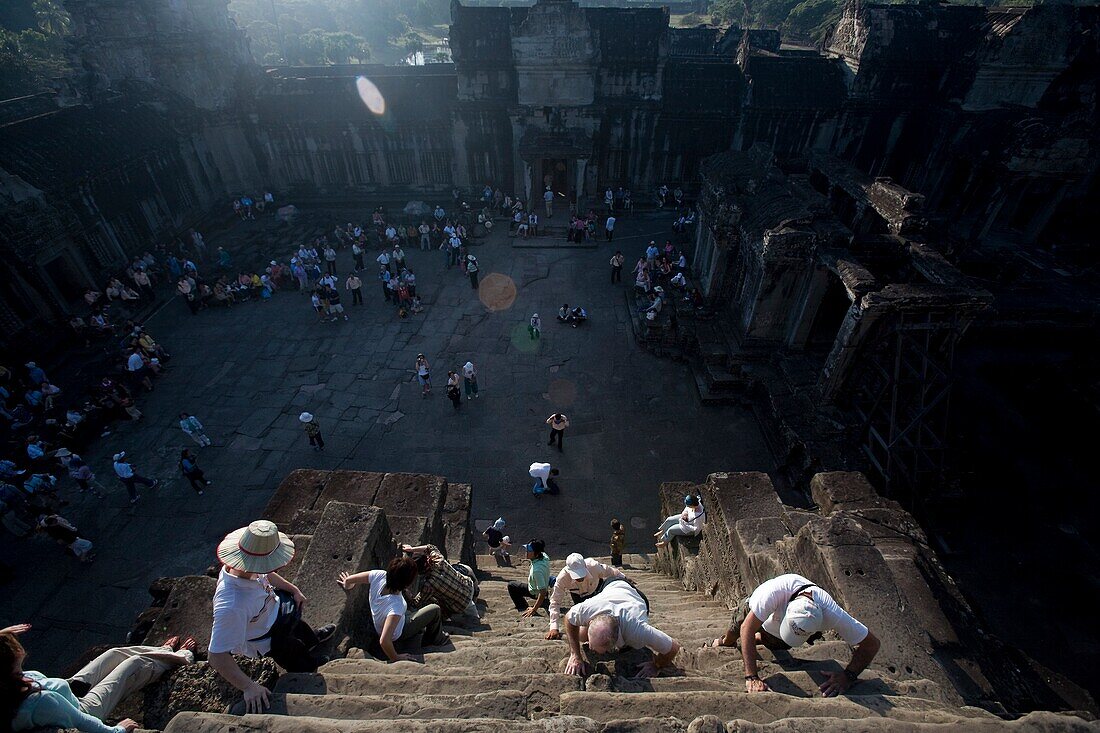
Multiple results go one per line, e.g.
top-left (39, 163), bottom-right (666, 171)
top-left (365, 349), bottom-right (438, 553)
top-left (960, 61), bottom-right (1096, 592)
top-left (1, 209), bottom-right (775, 669)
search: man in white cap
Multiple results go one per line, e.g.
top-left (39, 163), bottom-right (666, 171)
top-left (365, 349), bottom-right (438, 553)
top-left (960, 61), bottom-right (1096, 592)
top-left (299, 412), bottom-right (324, 451)
top-left (564, 578), bottom-right (679, 679)
top-left (209, 520), bottom-right (336, 713)
top-left (546, 553), bottom-right (626, 640)
top-left (709, 573), bottom-right (880, 697)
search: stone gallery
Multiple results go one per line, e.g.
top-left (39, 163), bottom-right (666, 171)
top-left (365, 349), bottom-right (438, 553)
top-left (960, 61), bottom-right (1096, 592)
top-left (0, 0), bottom-right (1097, 731)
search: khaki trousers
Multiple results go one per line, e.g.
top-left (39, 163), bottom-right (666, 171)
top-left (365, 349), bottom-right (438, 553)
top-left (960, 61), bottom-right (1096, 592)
top-left (73, 644), bottom-right (193, 719)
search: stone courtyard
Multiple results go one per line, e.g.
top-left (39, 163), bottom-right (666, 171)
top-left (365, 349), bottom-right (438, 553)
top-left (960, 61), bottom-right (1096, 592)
top-left (0, 208), bottom-right (775, 671)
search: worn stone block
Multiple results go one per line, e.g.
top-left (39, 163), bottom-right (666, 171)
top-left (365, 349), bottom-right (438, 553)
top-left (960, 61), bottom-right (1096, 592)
top-left (262, 469), bottom-right (330, 526)
top-left (291, 502), bottom-right (395, 655)
top-left (279, 534), bottom-right (311, 584)
top-left (146, 575), bottom-right (217, 655)
top-left (373, 473), bottom-right (446, 531)
top-left (387, 515), bottom-right (430, 546)
top-left (810, 471), bottom-right (877, 514)
top-left (315, 470), bottom-right (386, 509)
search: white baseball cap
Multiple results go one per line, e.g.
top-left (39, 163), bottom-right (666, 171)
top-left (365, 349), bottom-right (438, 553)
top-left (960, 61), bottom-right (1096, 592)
top-left (780, 595), bottom-right (824, 647)
top-left (565, 553), bottom-right (588, 580)
top-left (112, 452), bottom-right (126, 461)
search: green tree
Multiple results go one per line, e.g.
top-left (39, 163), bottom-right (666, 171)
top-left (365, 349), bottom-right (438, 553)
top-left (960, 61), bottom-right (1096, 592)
top-left (32, 0), bottom-right (69, 37)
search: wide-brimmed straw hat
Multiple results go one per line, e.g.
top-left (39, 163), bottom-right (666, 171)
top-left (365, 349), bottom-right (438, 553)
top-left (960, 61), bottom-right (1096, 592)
top-left (216, 520), bottom-right (295, 574)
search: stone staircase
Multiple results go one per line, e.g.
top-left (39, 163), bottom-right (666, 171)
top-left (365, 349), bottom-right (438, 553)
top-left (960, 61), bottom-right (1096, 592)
top-left (157, 552), bottom-right (1092, 732)
top-left (110, 468), bottom-right (1094, 731)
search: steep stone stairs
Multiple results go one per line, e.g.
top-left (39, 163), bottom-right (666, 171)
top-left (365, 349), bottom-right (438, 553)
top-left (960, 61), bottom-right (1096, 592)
top-left (158, 554), bottom-right (1088, 731)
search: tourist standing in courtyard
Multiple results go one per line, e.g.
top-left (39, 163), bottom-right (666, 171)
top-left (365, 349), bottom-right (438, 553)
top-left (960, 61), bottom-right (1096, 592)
top-left (415, 354), bottom-right (432, 396)
top-left (466, 254), bottom-right (480, 289)
top-left (345, 272), bottom-right (363, 305)
top-left (112, 452), bottom-right (158, 505)
top-left (179, 412), bottom-right (212, 447)
top-left (446, 371), bottom-right (462, 411)
top-left (179, 449), bottom-right (210, 495)
top-left (323, 245), bottom-right (337, 275)
top-left (610, 519), bottom-right (625, 567)
top-left (462, 361), bottom-right (479, 400)
top-left (610, 251), bottom-right (624, 283)
top-left (529, 313), bottom-right (542, 340)
top-left (605, 214), bottom-right (616, 241)
top-left (546, 412), bottom-right (570, 452)
top-left (299, 412), bottom-right (324, 451)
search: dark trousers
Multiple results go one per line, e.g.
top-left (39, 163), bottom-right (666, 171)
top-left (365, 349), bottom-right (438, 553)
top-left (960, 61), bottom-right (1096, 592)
top-left (606, 229), bottom-right (614, 241)
top-left (353, 254), bottom-right (364, 271)
top-left (507, 581), bottom-right (548, 611)
top-left (326, 261), bottom-right (336, 275)
top-left (308, 433), bottom-right (325, 449)
top-left (382, 284), bottom-right (392, 302)
top-left (611, 552), bottom-right (622, 566)
top-left (548, 428), bottom-right (563, 451)
top-left (611, 266), bottom-right (622, 284)
top-left (184, 470), bottom-right (208, 492)
top-left (119, 474), bottom-right (155, 500)
top-left (351, 289), bottom-right (363, 305)
top-left (469, 271), bottom-right (479, 289)
top-left (268, 619), bottom-right (323, 673)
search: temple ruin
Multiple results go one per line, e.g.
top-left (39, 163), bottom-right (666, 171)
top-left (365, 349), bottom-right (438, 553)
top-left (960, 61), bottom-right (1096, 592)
top-left (0, 0), bottom-right (1097, 727)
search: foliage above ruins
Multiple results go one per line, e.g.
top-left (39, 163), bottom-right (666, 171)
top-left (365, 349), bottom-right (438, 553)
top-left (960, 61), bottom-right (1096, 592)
top-left (228, 0), bottom-right (451, 65)
top-left (0, 0), bottom-right (69, 99)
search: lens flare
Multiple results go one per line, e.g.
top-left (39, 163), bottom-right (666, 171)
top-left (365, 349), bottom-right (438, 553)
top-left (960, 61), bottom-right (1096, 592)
top-left (356, 76), bottom-right (385, 115)
top-left (478, 272), bottom-right (516, 312)
top-left (511, 322), bottom-right (540, 353)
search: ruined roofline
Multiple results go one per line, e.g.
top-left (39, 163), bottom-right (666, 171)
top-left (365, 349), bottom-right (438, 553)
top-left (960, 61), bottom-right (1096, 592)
top-left (265, 64), bottom-right (456, 79)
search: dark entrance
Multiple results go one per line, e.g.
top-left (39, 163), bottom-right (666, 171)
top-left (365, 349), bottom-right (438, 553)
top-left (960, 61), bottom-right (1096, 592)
top-left (807, 273), bottom-right (851, 350)
top-left (43, 254), bottom-right (86, 306)
top-left (540, 158), bottom-right (569, 196)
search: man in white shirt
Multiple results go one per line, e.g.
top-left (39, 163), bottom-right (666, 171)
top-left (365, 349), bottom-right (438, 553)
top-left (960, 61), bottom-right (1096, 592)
top-left (376, 250), bottom-right (391, 273)
top-left (605, 215), bottom-right (616, 241)
top-left (546, 554), bottom-right (626, 639)
top-left (709, 573), bottom-right (881, 697)
top-left (126, 350), bottom-right (153, 392)
top-left (209, 520), bottom-right (336, 713)
top-left (564, 579), bottom-right (680, 678)
top-left (418, 222), bottom-right (431, 250)
top-left (529, 461), bottom-right (560, 495)
top-left (112, 451), bottom-right (158, 505)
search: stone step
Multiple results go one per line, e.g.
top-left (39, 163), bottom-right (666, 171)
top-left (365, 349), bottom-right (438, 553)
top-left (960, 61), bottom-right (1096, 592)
top-left (275, 672), bottom-right (582, 702)
top-left (160, 710), bottom-right (1100, 732)
top-left (557, 691), bottom-right (995, 725)
top-left (162, 712), bottom-right (602, 733)
top-left (320, 655), bottom-right (559, 676)
top-left (234, 691), bottom-right (531, 720)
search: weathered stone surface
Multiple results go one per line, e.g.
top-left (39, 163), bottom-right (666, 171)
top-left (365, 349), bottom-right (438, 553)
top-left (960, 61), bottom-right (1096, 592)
top-left (143, 658), bottom-right (279, 730)
top-left (163, 712), bottom-right (603, 732)
top-left (146, 575), bottom-right (217, 654)
top-left (314, 471), bottom-right (386, 510)
top-left (387, 515), bottom-right (431, 546)
top-left (263, 469), bottom-right (331, 526)
top-left (291, 502), bottom-right (395, 655)
top-left (279, 534), bottom-right (311, 584)
top-left (810, 472), bottom-right (877, 514)
top-left (231, 690), bottom-right (530, 720)
top-left (274, 672), bottom-right (582, 699)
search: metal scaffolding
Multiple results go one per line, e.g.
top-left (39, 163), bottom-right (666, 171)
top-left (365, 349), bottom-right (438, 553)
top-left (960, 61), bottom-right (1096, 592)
top-left (852, 309), bottom-right (965, 514)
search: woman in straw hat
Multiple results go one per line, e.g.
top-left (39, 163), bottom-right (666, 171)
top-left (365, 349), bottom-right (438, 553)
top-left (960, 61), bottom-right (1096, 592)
top-left (208, 520), bottom-right (336, 713)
